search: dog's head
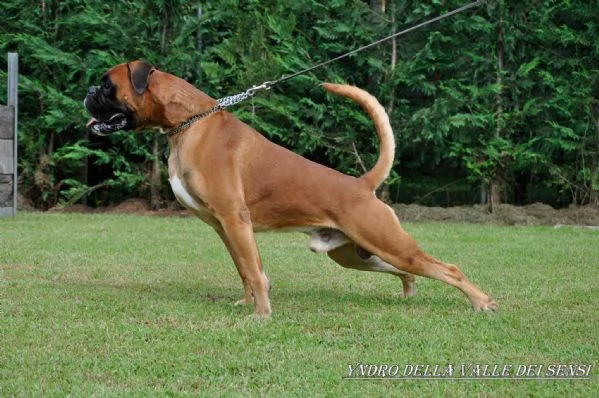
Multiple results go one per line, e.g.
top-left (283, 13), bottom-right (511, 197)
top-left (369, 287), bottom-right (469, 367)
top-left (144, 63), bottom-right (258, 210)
top-left (84, 61), bottom-right (157, 135)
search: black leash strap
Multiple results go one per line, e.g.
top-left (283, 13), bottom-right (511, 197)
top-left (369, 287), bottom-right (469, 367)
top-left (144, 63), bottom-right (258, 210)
top-left (217, 1), bottom-right (486, 104)
top-left (167, 1), bottom-right (486, 136)
top-left (268, 0), bottom-right (487, 90)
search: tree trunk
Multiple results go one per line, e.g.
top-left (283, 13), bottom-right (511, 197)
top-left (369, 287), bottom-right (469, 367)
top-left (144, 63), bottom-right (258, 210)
top-left (489, 0), bottom-right (506, 213)
top-left (370, 0), bottom-right (395, 203)
top-left (489, 180), bottom-right (502, 212)
top-left (147, 9), bottom-right (170, 210)
top-left (81, 129), bottom-right (89, 206)
top-left (149, 137), bottom-right (162, 210)
top-left (591, 105), bottom-right (599, 206)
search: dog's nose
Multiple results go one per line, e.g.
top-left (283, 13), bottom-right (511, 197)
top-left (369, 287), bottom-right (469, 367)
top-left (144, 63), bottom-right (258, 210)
top-left (87, 86), bottom-right (99, 96)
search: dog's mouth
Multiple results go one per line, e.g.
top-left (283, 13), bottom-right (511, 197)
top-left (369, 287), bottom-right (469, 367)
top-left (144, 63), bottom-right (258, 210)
top-left (84, 83), bottom-right (133, 136)
top-left (86, 112), bottom-right (128, 136)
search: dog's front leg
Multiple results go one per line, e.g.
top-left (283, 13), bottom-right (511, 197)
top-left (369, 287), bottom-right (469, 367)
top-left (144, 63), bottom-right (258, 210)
top-left (216, 212), bottom-right (272, 318)
top-left (215, 228), bottom-right (254, 306)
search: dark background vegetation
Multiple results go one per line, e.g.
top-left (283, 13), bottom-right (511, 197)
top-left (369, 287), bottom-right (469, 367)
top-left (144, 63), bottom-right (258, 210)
top-left (1, 0), bottom-right (597, 210)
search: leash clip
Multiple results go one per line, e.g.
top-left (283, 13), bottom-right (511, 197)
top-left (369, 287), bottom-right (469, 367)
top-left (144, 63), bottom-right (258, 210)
top-left (246, 80), bottom-right (274, 97)
top-left (216, 81), bottom-right (274, 110)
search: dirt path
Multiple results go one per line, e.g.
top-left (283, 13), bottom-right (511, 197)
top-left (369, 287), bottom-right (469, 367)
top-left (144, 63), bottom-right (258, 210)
top-left (393, 203), bottom-right (599, 227)
top-left (51, 198), bottom-right (599, 227)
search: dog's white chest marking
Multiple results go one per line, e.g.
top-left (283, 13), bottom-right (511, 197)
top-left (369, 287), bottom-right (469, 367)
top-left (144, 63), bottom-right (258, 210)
top-left (169, 175), bottom-right (202, 211)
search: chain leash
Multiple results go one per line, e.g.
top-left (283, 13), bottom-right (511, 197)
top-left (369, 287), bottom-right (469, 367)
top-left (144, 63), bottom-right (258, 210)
top-left (166, 1), bottom-right (485, 137)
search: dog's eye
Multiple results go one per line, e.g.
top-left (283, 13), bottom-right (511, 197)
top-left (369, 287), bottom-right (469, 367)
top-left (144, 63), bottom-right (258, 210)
top-left (100, 78), bottom-right (115, 96)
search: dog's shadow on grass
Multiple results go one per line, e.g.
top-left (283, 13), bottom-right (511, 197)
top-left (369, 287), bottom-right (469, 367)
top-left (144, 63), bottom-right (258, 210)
top-left (68, 277), bottom-right (440, 313)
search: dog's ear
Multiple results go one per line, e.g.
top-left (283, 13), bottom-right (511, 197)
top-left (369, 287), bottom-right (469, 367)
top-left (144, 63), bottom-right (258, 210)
top-left (128, 61), bottom-right (154, 95)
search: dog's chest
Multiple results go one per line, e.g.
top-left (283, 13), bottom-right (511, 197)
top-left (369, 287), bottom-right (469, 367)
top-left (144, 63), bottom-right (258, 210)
top-left (169, 175), bottom-right (204, 212)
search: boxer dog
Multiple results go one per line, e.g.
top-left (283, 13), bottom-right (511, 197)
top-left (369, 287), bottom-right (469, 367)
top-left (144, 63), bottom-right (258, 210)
top-left (84, 61), bottom-right (497, 317)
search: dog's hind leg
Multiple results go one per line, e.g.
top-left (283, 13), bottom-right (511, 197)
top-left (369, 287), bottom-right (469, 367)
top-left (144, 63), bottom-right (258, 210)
top-left (340, 200), bottom-right (497, 311)
top-left (326, 243), bottom-right (416, 297)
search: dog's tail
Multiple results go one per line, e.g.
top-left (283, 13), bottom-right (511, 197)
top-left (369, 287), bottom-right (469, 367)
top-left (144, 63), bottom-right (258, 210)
top-left (322, 83), bottom-right (395, 191)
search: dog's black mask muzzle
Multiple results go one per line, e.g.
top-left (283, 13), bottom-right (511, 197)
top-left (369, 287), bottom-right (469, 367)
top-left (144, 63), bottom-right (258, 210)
top-left (83, 79), bottom-right (134, 136)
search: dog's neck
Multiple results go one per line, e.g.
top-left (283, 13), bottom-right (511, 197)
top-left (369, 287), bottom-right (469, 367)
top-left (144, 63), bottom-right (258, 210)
top-left (149, 72), bottom-right (219, 129)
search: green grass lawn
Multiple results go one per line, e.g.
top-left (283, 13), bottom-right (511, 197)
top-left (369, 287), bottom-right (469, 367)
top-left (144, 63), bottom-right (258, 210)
top-left (1, 212), bottom-right (597, 397)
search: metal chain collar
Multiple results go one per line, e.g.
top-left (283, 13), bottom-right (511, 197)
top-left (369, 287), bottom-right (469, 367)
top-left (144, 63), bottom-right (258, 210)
top-left (166, 81), bottom-right (274, 137)
top-left (165, 105), bottom-right (222, 137)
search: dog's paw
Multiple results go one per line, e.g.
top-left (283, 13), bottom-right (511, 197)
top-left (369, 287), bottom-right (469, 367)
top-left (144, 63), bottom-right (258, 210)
top-left (402, 284), bottom-right (417, 298)
top-left (400, 275), bottom-right (416, 298)
top-left (474, 298), bottom-right (498, 312)
top-left (234, 297), bottom-right (255, 306)
top-left (251, 311), bottom-right (272, 320)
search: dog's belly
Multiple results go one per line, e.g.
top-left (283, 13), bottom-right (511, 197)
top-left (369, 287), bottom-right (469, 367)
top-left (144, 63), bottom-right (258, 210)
top-left (168, 176), bottom-right (354, 258)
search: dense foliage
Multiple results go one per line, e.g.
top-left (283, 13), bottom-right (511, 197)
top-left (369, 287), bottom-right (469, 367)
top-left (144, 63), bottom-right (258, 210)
top-left (1, 0), bottom-right (597, 209)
